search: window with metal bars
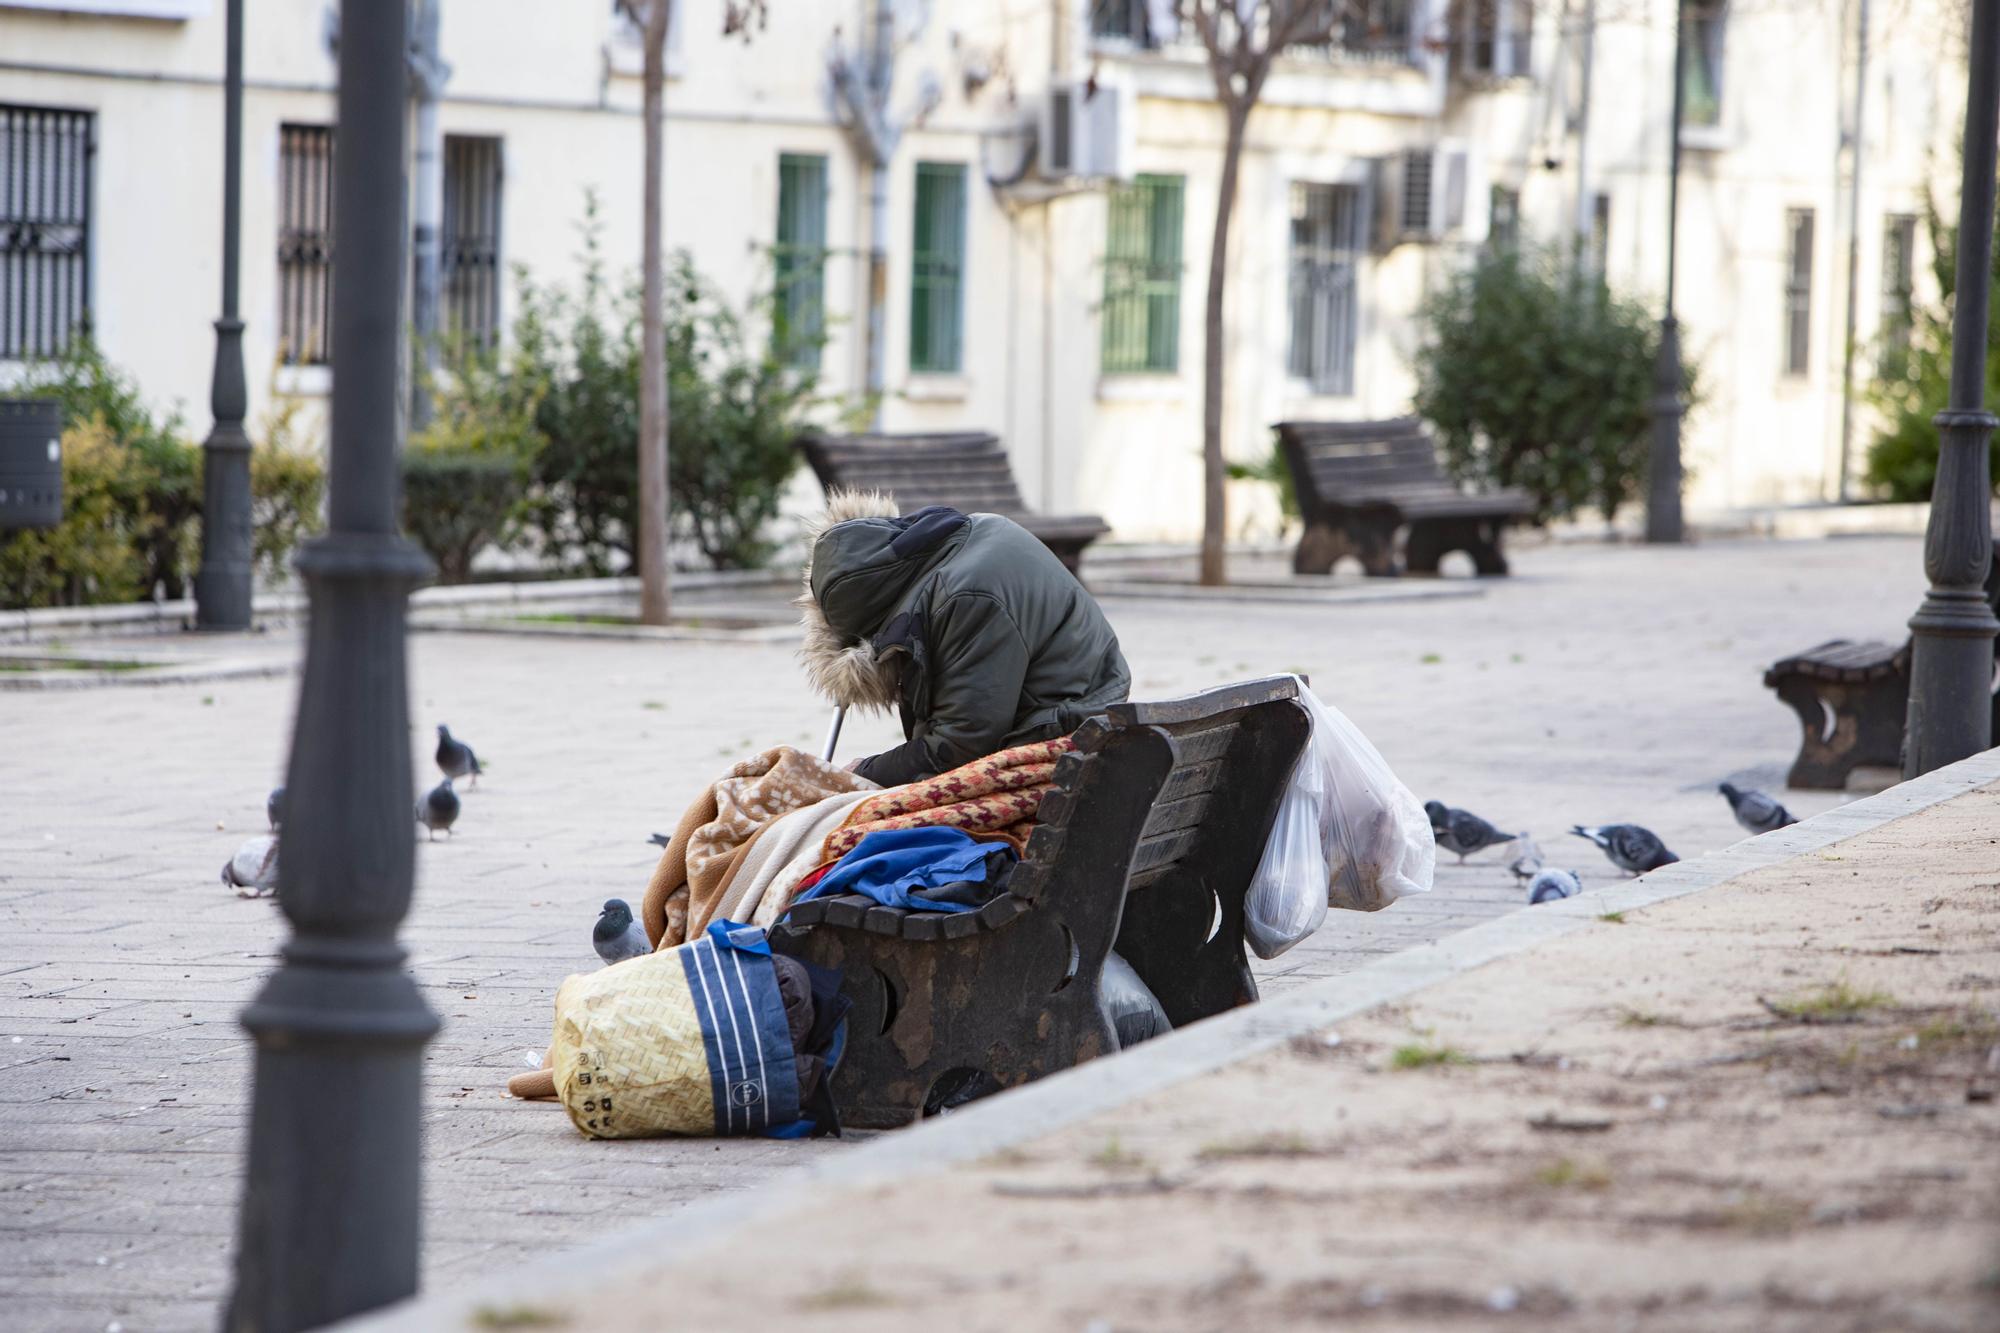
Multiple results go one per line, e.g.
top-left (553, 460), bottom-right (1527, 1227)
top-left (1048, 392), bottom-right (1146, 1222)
top-left (1487, 184), bottom-right (1521, 252)
top-left (909, 162), bottom-right (966, 374)
top-left (442, 135), bottom-right (503, 351)
top-left (1681, 1), bottom-right (1726, 128)
top-left (1090, 0), bottom-right (1155, 44)
top-left (277, 123), bottom-right (335, 366)
top-left (1879, 213), bottom-right (1917, 374)
top-left (1784, 207), bottom-right (1813, 377)
top-left (1287, 182), bottom-right (1364, 397)
top-left (775, 152), bottom-right (828, 371)
top-left (1101, 173), bottom-right (1183, 375)
top-left (1, 104), bottom-right (94, 362)
top-left (1452, 0), bottom-right (1532, 78)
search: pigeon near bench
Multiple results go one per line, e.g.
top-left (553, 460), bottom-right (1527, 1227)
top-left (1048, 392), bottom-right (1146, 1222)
top-left (1426, 800), bottom-right (1524, 864)
top-left (1571, 823), bottom-right (1678, 875)
top-left (1719, 782), bottom-right (1796, 836)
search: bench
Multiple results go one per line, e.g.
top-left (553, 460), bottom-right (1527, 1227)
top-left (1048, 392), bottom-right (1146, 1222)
top-left (772, 675), bottom-right (1310, 1129)
top-left (1765, 540), bottom-right (2000, 788)
top-left (797, 431), bottom-right (1111, 575)
top-left (1275, 418), bottom-right (1534, 577)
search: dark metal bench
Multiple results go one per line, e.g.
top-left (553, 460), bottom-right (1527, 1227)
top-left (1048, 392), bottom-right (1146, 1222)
top-left (773, 676), bottom-right (1310, 1129)
top-left (797, 430), bottom-right (1110, 575)
top-left (1765, 540), bottom-right (2000, 788)
top-left (1275, 417), bottom-right (1534, 577)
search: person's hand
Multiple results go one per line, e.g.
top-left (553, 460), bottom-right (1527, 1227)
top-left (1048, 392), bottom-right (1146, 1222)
top-left (843, 757), bottom-right (865, 774)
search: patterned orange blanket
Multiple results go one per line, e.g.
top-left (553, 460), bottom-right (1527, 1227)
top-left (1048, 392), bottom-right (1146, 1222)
top-left (817, 735), bottom-right (1076, 865)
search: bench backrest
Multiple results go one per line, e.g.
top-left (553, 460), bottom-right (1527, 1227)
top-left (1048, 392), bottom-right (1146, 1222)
top-left (798, 431), bottom-right (1034, 518)
top-left (1275, 417), bottom-right (1449, 512)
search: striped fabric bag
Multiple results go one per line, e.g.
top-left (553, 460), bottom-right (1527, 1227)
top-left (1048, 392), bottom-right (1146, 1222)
top-left (548, 921), bottom-right (840, 1139)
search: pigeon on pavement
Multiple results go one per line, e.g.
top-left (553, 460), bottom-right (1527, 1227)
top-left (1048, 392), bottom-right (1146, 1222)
top-left (1719, 781), bottom-right (1796, 835)
top-left (1426, 800), bottom-right (1524, 864)
top-left (1571, 823), bottom-right (1678, 875)
top-left (267, 786), bottom-right (285, 831)
top-left (417, 777), bottom-right (460, 841)
top-left (593, 898), bottom-right (652, 965)
top-left (435, 725), bottom-right (481, 787)
top-left (1525, 867), bottom-right (1583, 904)
top-left (222, 834), bottom-right (280, 897)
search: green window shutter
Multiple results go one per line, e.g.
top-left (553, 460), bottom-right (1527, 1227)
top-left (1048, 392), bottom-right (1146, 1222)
top-left (1101, 173), bottom-right (1184, 373)
top-left (775, 153), bottom-right (828, 370)
top-left (910, 162), bottom-right (967, 373)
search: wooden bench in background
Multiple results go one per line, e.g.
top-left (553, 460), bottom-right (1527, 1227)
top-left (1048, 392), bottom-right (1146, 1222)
top-left (773, 676), bottom-right (1309, 1130)
top-left (797, 430), bottom-right (1110, 575)
top-left (1764, 540), bottom-right (2000, 789)
top-left (1275, 417), bottom-right (1533, 577)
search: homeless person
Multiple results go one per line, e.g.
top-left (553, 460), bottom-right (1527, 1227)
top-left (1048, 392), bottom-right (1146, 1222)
top-left (800, 493), bottom-right (1131, 786)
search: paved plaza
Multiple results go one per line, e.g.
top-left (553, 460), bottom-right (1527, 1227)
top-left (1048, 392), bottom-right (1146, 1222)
top-left (0, 535), bottom-right (1934, 1331)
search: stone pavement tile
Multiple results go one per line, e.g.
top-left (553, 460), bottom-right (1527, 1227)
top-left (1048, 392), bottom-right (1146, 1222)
top-left (0, 536), bottom-right (1935, 1331)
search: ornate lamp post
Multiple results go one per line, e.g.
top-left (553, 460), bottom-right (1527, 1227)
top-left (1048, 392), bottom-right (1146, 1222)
top-left (194, 0), bottom-right (253, 628)
top-left (226, 1), bottom-right (439, 1328)
top-left (1645, 0), bottom-right (1689, 543)
top-left (1904, 0), bottom-right (2000, 776)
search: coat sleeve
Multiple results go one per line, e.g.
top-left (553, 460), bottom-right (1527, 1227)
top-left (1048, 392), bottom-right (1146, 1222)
top-left (852, 591), bottom-right (1030, 786)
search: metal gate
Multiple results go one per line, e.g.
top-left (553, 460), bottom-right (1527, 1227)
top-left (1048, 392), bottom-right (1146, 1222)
top-left (1, 104), bottom-right (94, 361)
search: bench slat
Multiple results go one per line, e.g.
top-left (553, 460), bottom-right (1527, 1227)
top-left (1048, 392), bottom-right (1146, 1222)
top-left (1129, 824), bottom-right (1203, 876)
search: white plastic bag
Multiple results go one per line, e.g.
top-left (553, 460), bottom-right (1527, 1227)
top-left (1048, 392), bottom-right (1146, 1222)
top-left (1244, 681), bottom-right (1436, 958)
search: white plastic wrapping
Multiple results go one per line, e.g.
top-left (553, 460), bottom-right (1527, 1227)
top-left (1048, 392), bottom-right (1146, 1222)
top-left (1244, 681), bottom-right (1436, 958)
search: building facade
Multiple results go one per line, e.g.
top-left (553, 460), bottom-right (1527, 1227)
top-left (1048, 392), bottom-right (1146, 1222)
top-left (0, 0), bottom-right (1967, 544)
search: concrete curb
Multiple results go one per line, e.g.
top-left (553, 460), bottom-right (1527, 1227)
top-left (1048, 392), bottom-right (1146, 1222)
top-left (0, 656), bottom-right (289, 691)
top-left (339, 744), bottom-right (2000, 1332)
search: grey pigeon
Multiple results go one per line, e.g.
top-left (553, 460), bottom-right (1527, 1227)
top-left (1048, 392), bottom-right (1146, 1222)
top-left (1525, 867), bottom-right (1583, 905)
top-left (593, 898), bottom-right (651, 965)
top-left (1425, 799), bottom-right (1524, 864)
top-left (1571, 823), bottom-right (1678, 875)
top-left (267, 786), bottom-right (285, 831)
top-left (1719, 781), bottom-right (1795, 835)
top-left (648, 832), bottom-right (671, 848)
top-left (222, 834), bottom-right (280, 897)
top-left (435, 725), bottom-right (480, 787)
top-left (417, 777), bottom-right (460, 841)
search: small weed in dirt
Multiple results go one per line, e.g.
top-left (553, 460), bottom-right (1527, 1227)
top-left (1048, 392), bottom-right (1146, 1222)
top-left (471, 1306), bottom-right (568, 1329)
top-left (1196, 1132), bottom-right (1325, 1162)
top-left (1717, 1191), bottom-right (1810, 1236)
top-left (1420, 653), bottom-right (1443, 665)
top-left (1616, 1007), bottom-right (1680, 1028)
top-left (795, 1278), bottom-right (894, 1312)
top-left (1763, 980), bottom-right (1894, 1024)
top-left (1911, 1010), bottom-right (1998, 1049)
top-left (1391, 1043), bottom-right (1473, 1071)
top-left (1091, 1136), bottom-right (1150, 1170)
top-left (1532, 1157), bottom-right (1612, 1190)
top-left (1599, 911), bottom-right (1628, 924)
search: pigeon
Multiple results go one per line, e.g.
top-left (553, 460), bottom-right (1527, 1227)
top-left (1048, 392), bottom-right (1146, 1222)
top-left (648, 832), bottom-right (671, 848)
top-left (435, 725), bottom-right (480, 787)
top-left (1507, 838), bottom-right (1545, 882)
top-left (1571, 823), bottom-right (1678, 875)
top-left (593, 898), bottom-right (652, 965)
top-left (417, 777), bottom-right (460, 841)
top-left (1425, 800), bottom-right (1524, 864)
top-left (267, 786), bottom-right (285, 831)
top-left (222, 834), bottom-right (280, 897)
top-left (1719, 781), bottom-right (1796, 835)
top-left (1525, 867), bottom-right (1583, 905)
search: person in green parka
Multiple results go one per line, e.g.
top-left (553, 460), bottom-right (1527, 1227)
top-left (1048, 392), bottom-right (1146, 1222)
top-left (797, 492), bottom-right (1131, 787)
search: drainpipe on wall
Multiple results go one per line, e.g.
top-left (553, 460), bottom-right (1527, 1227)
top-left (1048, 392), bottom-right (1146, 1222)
top-left (864, 0), bottom-right (893, 425)
top-left (1572, 0), bottom-right (1597, 251)
top-left (1836, 0), bottom-right (1870, 500)
top-left (408, 0), bottom-right (449, 431)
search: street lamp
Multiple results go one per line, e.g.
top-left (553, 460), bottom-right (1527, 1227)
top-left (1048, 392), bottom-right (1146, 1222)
top-left (194, 0), bottom-right (253, 629)
top-left (1645, 0), bottom-right (1688, 543)
top-left (226, 0), bottom-right (439, 1327)
top-left (1904, 0), bottom-right (2000, 776)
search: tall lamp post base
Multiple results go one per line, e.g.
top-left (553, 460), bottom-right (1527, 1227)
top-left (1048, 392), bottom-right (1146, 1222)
top-left (1645, 315), bottom-right (1686, 544)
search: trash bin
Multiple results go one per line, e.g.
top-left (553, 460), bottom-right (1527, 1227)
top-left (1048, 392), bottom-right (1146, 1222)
top-left (0, 398), bottom-right (63, 531)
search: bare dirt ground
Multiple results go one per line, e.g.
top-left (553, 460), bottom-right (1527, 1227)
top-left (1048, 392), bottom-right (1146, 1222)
top-left (566, 779), bottom-right (2000, 1333)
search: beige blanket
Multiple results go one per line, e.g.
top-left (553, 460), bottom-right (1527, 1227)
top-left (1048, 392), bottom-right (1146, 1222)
top-left (704, 789), bottom-right (878, 934)
top-left (643, 747), bottom-right (876, 950)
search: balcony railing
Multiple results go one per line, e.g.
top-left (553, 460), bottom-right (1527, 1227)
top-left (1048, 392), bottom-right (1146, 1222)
top-left (1089, 0), bottom-right (1419, 69)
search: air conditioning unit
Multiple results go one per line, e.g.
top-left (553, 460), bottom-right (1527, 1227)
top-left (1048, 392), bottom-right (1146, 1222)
top-left (1369, 143), bottom-right (1481, 249)
top-left (1039, 82), bottom-right (1131, 182)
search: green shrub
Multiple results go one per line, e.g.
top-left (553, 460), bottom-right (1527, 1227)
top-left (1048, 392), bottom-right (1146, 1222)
top-left (402, 340), bottom-right (544, 582)
top-left (513, 197), bottom-right (835, 573)
top-left (0, 415), bottom-right (151, 608)
top-left (1865, 188), bottom-right (2000, 501)
top-left (1412, 247), bottom-right (1691, 523)
top-left (250, 445), bottom-right (326, 581)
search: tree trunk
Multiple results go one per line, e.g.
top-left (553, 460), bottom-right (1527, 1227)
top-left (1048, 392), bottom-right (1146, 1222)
top-left (636, 0), bottom-right (673, 625)
top-left (1199, 99), bottom-right (1250, 587)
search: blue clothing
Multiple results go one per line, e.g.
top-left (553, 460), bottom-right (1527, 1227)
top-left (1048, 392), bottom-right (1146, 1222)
top-left (795, 827), bottom-right (1016, 914)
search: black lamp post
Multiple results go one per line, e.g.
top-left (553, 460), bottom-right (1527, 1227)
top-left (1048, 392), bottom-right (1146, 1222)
top-left (1645, 0), bottom-right (1688, 543)
top-left (225, 1), bottom-right (438, 1328)
top-left (194, 0), bottom-right (253, 628)
top-left (1904, 0), bottom-right (2000, 776)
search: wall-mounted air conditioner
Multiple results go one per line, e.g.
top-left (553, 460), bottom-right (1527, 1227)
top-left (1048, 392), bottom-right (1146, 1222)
top-left (1039, 82), bottom-right (1131, 182)
top-left (1369, 143), bottom-right (1482, 249)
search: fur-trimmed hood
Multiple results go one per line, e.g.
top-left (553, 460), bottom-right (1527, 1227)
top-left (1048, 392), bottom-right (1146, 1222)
top-left (795, 490), bottom-right (904, 712)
